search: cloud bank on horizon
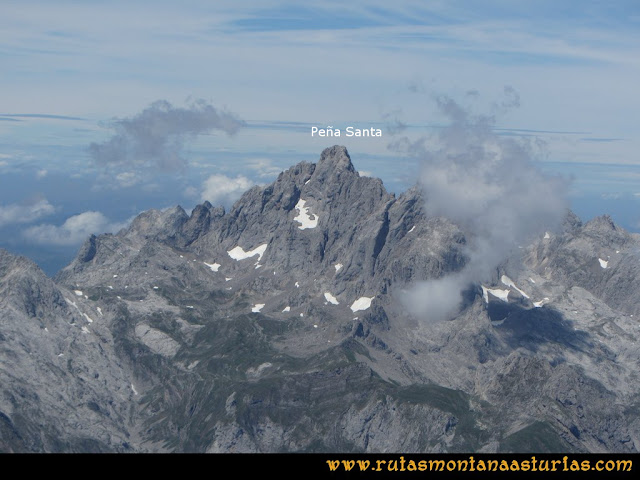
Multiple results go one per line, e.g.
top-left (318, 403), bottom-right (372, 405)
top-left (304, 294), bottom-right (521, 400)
top-left (0, 197), bottom-right (56, 228)
top-left (396, 90), bottom-right (569, 322)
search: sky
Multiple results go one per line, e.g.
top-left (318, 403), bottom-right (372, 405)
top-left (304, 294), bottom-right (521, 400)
top-left (1, 0), bottom-right (639, 275)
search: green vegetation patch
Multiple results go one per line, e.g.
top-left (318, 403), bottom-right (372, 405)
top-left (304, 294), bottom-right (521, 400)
top-left (499, 421), bottom-right (577, 453)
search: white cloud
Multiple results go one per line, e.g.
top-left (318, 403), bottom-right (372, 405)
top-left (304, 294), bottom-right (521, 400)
top-left (91, 170), bottom-right (144, 191)
top-left (200, 174), bottom-right (254, 206)
top-left (115, 171), bottom-right (139, 188)
top-left (601, 192), bottom-right (623, 200)
top-left (184, 185), bottom-right (199, 198)
top-left (36, 169), bottom-right (48, 179)
top-left (245, 158), bottom-right (282, 178)
top-left (0, 199), bottom-right (56, 227)
top-left (24, 211), bottom-right (129, 246)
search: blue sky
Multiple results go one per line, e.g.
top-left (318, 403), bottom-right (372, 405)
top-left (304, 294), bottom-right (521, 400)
top-left (1, 1), bottom-right (639, 274)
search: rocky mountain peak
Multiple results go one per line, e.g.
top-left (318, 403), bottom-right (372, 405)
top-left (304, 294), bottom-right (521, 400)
top-left (0, 248), bottom-right (37, 279)
top-left (581, 214), bottom-right (631, 248)
top-left (312, 145), bottom-right (357, 185)
top-left (125, 205), bottom-right (188, 240)
top-left (318, 145), bottom-right (355, 171)
top-left (584, 214), bottom-right (617, 232)
top-left (560, 209), bottom-right (582, 233)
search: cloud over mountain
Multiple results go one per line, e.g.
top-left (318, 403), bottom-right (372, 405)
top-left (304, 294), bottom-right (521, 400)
top-left (89, 99), bottom-right (244, 172)
top-left (397, 91), bottom-right (568, 322)
top-left (200, 174), bottom-right (254, 206)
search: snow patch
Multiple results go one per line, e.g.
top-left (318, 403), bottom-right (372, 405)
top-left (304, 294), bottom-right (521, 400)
top-left (282, 306), bottom-right (290, 312)
top-left (225, 277), bottom-right (231, 282)
top-left (255, 264), bottom-right (262, 269)
top-left (528, 278), bottom-right (536, 284)
top-left (598, 258), bottom-right (608, 268)
top-left (324, 292), bottom-right (339, 305)
top-left (408, 226), bottom-right (415, 233)
top-left (96, 307), bottom-right (103, 316)
top-left (293, 199), bottom-right (318, 229)
top-left (153, 286), bottom-right (159, 289)
top-left (350, 296), bottom-right (374, 312)
top-left (113, 274), bottom-right (118, 278)
top-left (83, 313), bottom-right (93, 324)
top-left (187, 361), bottom-right (199, 370)
top-left (533, 297), bottom-right (550, 308)
top-left (334, 263), bottom-right (343, 272)
top-left (65, 298), bottom-right (78, 310)
top-left (295, 282), bottom-right (299, 288)
top-left (544, 232), bottom-right (550, 239)
top-left (256, 362), bottom-right (272, 373)
top-left (204, 261), bottom-right (221, 272)
top-left (228, 244), bottom-right (267, 261)
top-left (252, 303), bottom-right (265, 313)
top-left (247, 362), bottom-right (272, 377)
top-left (81, 326), bottom-right (90, 334)
top-left (481, 286), bottom-right (510, 303)
top-left (131, 384), bottom-right (138, 396)
top-left (74, 290), bottom-right (83, 296)
top-left (500, 275), bottom-right (529, 298)
top-left (186, 305), bottom-right (194, 309)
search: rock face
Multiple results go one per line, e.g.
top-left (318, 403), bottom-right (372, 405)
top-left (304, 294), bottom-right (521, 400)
top-left (0, 250), bottom-right (138, 452)
top-left (2, 145), bottom-right (640, 452)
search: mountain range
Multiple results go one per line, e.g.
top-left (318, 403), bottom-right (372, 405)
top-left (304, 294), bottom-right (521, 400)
top-left (1, 145), bottom-right (639, 453)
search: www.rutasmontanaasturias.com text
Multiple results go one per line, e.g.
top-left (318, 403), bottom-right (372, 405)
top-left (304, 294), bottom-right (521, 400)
top-left (325, 456), bottom-right (633, 473)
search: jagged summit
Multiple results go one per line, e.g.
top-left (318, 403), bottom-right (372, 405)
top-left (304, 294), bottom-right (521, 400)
top-left (585, 214), bottom-right (617, 231)
top-left (0, 247), bottom-right (39, 275)
top-left (317, 145), bottom-right (356, 174)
